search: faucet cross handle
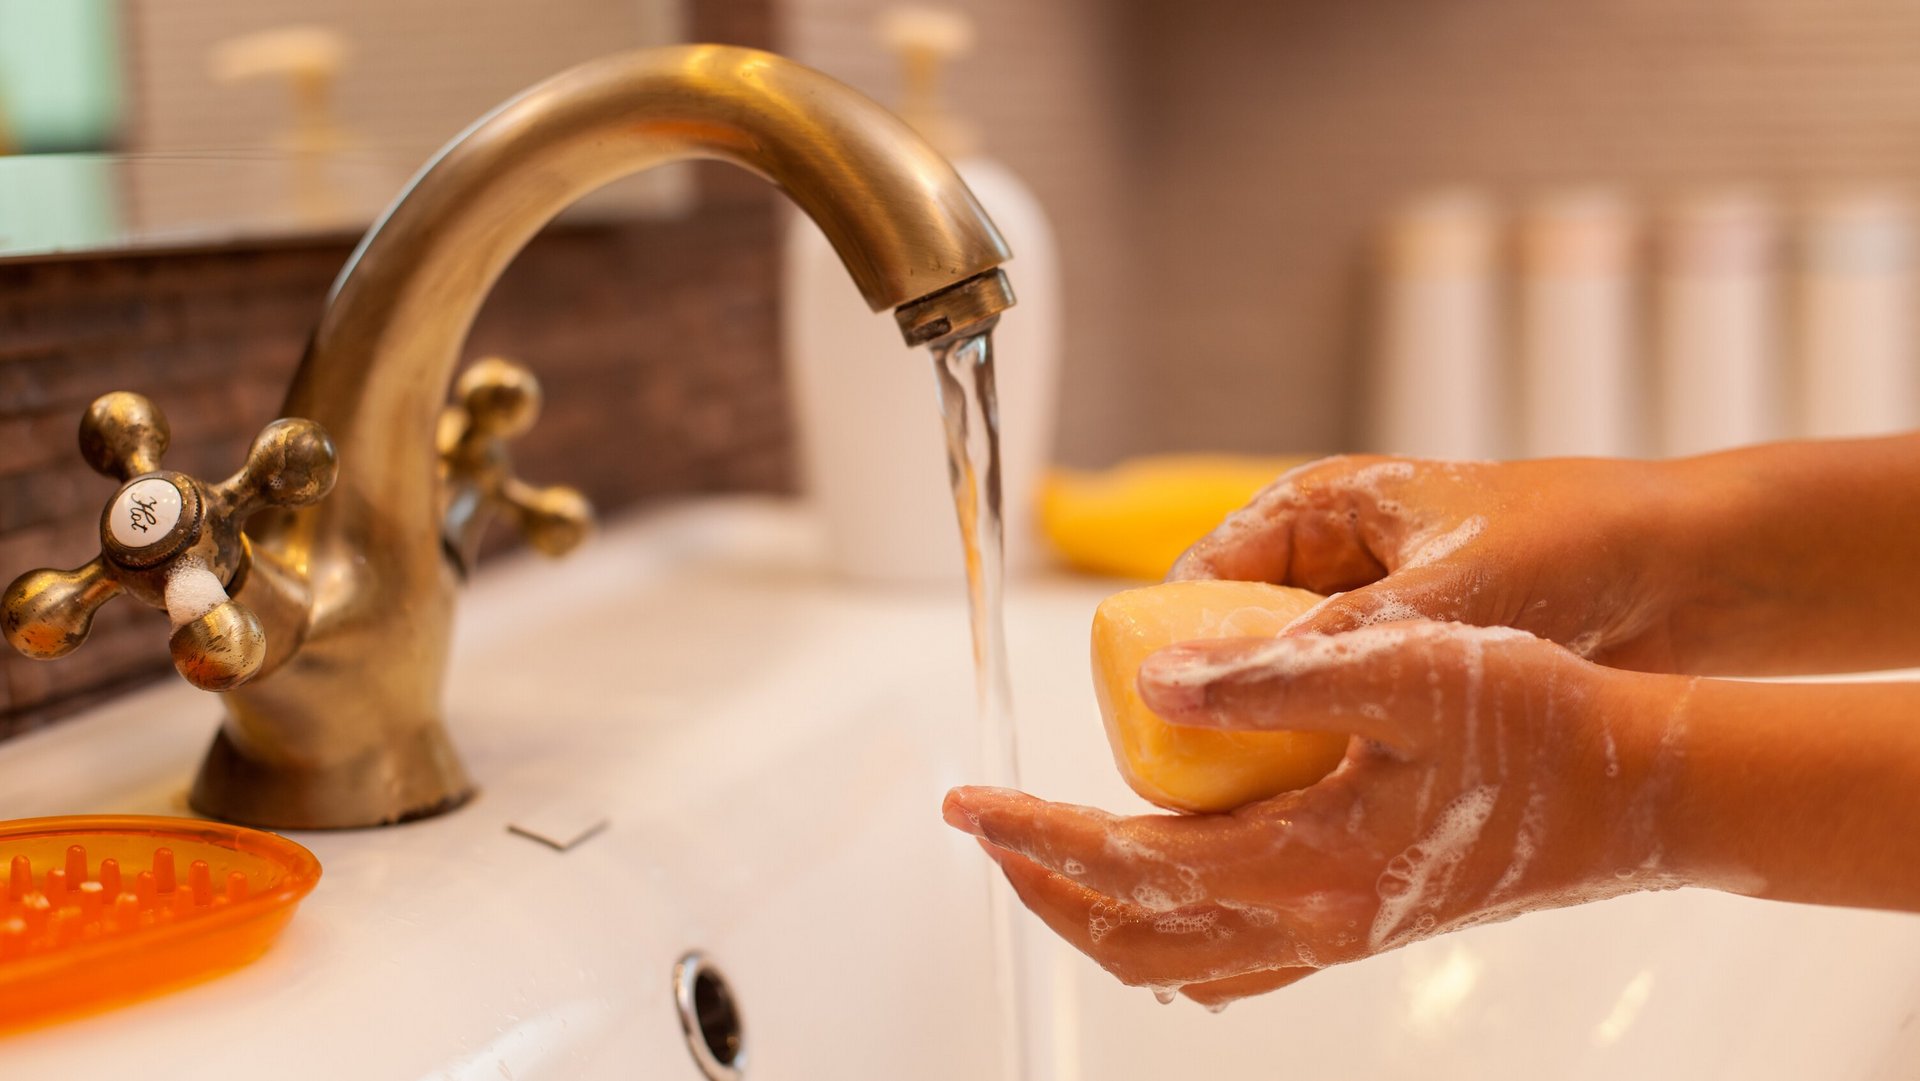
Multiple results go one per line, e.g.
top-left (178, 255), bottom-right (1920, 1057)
top-left (2, 392), bottom-right (338, 691)
top-left (437, 357), bottom-right (594, 576)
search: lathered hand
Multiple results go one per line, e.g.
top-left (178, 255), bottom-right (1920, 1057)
top-left (1, 392), bottom-right (336, 690)
top-left (1171, 436), bottom-right (1920, 678)
top-left (1168, 455), bottom-right (1690, 672)
top-left (945, 621), bottom-right (1684, 1009)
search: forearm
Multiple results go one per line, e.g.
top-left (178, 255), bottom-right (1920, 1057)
top-left (1652, 432), bottom-right (1920, 674)
top-left (1647, 676), bottom-right (1920, 911)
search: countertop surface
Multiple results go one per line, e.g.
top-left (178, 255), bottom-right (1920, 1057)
top-left (1, 497), bottom-right (1916, 1080)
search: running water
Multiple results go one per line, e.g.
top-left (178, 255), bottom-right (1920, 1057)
top-left (930, 327), bottom-right (1028, 1080)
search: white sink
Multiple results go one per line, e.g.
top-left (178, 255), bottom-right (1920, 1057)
top-left (2, 498), bottom-right (1917, 1079)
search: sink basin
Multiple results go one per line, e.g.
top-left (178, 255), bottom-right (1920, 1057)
top-left (1, 498), bottom-right (1917, 1078)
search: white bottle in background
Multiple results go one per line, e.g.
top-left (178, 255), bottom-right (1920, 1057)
top-left (1795, 190), bottom-right (1918, 439)
top-left (1655, 191), bottom-right (1781, 457)
top-left (783, 8), bottom-right (1061, 585)
top-left (1371, 190), bottom-right (1505, 459)
top-left (1516, 189), bottom-right (1640, 458)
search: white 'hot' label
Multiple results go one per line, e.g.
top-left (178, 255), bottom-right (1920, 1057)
top-left (110, 477), bottom-right (183, 548)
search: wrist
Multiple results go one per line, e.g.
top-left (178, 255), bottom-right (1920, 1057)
top-left (1545, 456), bottom-right (1717, 672)
top-left (1621, 455), bottom-right (1758, 672)
top-left (1576, 666), bottom-right (1707, 891)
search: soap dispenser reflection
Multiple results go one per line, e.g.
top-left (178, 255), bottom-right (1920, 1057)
top-left (783, 6), bottom-right (1061, 585)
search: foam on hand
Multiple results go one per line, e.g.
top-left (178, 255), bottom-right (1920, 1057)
top-left (1091, 579), bottom-right (1351, 813)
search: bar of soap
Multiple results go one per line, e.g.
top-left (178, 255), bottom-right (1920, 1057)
top-left (1093, 580), bottom-right (1349, 812)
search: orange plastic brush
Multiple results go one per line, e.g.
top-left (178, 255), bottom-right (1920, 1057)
top-left (0, 815), bottom-right (320, 1028)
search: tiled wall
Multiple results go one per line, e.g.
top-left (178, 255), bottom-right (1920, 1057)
top-left (0, 1), bottom-right (778, 736)
top-left (797, 0), bottom-right (1920, 460)
top-left (119, 0), bottom-right (686, 239)
top-left (1124, 0), bottom-right (1920, 455)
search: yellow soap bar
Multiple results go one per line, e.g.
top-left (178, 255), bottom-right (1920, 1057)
top-left (1092, 579), bottom-right (1349, 813)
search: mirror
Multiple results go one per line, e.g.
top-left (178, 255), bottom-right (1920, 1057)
top-left (0, 0), bottom-right (687, 259)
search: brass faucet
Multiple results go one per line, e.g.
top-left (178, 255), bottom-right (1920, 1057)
top-left (2, 45), bottom-right (1013, 828)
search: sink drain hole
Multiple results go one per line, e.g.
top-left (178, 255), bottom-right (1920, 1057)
top-left (674, 952), bottom-right (745, 1079)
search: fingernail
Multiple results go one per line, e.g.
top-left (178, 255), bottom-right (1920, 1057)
top-left (941, 789), bottom-right (986, 837)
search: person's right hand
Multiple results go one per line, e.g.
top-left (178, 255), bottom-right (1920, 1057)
top-left (947, 620), bottom-right (1696, 1009)
top-left (1170, 454), bottom-right (1702, 673)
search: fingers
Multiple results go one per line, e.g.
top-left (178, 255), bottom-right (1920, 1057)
top-left (944, 786), bottom-right (1299, 906)
top-left (985, 845), bottom-right (1301, 990)
top-left (1178, 966), bottom-right (1317, 1008)
top-left (1168, 456), bottom-right (1398, 592)
top-left (1136, 635), bottom-right (1415, 747)
top-left (1139, 620), bottom-right (1548, 747)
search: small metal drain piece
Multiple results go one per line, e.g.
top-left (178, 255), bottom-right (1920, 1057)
top-left (674, 952), bottom-right (745, 1079)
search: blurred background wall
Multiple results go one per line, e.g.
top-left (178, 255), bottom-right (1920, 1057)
top-left (1123, 0), bottom-right (1920, 458)
top-left (791, 0), bottom-right (1920, 461)
top-left (784, 0), bottom-right (1142, 466)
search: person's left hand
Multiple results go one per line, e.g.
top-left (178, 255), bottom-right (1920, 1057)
top-left (942, 621), bottom-right (1689, 1008)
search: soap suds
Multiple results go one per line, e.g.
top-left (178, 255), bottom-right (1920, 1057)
top-left (1151, 910), bottom-right (1230, 939)
top-left (1351, 461), bottom-right (1416, 487)
top-left (1151, 621), bottom-right (1537, 698)
top-left (1402, 516), bottom-right (1487, 569)
top-left (163, 559), bottom-right (229, 629)
top-left (1101, 832), bottom-right (1204, 911)
top-left (1568, 630), bottom-right (1605, 658)
top-left (1370, 785), bottom-right (1500, 950)
top-left (1489, 786), bottom-right (1549, 901)
top-left (1354, 597), bottom-right (1425, 626)
top-left (1087, 898), bottom-right (1125, 943)
top-left (1216, 898), bottom-right (1281, 927)
top-left (1131, 884), bottom-right (1175, 910)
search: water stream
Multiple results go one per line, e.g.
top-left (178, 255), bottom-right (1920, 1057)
top-left (930, 327), bottom-right (1029, 1081)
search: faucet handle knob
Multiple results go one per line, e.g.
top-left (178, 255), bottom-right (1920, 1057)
top-left (79, 391), bottom-right (172, 480)
top-left (438, 357), bottom-right (594, 575)
top-left (210, 417), bottom-right (340, 517)
top-left (3, 393), bottom-right (338, 691)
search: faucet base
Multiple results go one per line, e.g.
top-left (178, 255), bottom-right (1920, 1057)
top-left (188, 723), bottom-right (476, 830)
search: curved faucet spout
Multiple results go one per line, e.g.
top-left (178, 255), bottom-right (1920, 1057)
top-left (203, 45), bottom-right (1013, 828)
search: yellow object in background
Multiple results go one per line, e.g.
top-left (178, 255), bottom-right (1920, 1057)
top-left (1092, 579), bottom-right (1348, 813)
top-left (1039, 454), bottom-right (1311, 580)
